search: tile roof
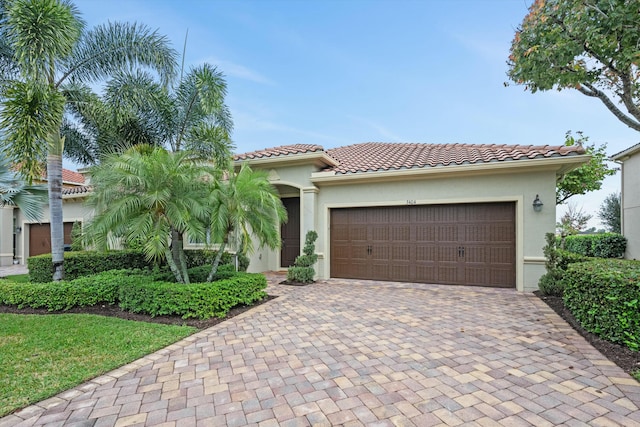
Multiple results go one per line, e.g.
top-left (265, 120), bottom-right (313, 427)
top-left (234, 144), bottom-right (324, 161)
top-left (324, 142), bottom-right (585, 174)
top-left (234, 142), bottom-right (586, 174)
top-left (62, 185), bottom-right (91, 196)
top-left (61, 169), bottom-right (85, 184)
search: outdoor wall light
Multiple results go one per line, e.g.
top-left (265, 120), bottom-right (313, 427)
top-left (532, 194), bottom-right (543, 212)
top-left (14, 226), bottom-right (22, 234)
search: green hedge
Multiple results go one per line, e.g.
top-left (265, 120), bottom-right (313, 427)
top-left (28, 249), bottom-right (249, 283)
top-left (184, 249), bottom-right (249, 271)
top-left (0, 270), bottom-right (124, 310)
top-left (28, 250), bottom-right (149, 283)
top-left (562, 233), bottom-right (626, 258)
top-left (0, 270), bottom-right (267, 320)
top-left (563, 259), bottom-right (640, 351)
top-left (556, 249), bottom-right (593, 271)
top-left (118, 272), bottom-right (267, 319)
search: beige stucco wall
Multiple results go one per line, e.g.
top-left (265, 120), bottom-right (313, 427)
top-left (13, 197), bottom-right (92, 264)
top-left (0, 207), bottom-right (16, 266)
top-left (621, 153), bottom-right (640, 259)
top-left (246, 161), bottom-right (558, 292)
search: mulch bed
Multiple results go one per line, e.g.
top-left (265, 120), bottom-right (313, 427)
top-left (536, 292), bottom-right (640, 378)
top-left (0, 295), bottom-right (277, 330)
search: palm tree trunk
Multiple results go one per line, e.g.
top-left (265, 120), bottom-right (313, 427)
top-left (207, 239), bottom-right (227, 282)
top-left (47, 133), bottom-right (65, 281)
top-left (165, 247), bottom-right (184, 283)
top-left (170, 229), bottom-right (189, 283)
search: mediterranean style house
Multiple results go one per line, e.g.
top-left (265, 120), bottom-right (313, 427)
top-left (612, 142), bottom-right (640, 260)
top-left (2, 142), bottom-right (587, 292)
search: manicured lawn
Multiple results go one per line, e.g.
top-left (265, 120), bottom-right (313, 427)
top-left (1, 274), bottom-right (29, 283)
top-left (0, 313), bottom-right (196, 417)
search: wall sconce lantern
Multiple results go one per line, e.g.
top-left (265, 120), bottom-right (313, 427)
top-left (532, 194), bottom-right (543, 212)
top-left (14, 226), bottom-right (22, 234)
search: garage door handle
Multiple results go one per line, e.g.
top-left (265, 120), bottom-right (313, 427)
top-left (458, 246), bottom-right (465, 257)
top-left (367, 245), bottom-right (372, 255)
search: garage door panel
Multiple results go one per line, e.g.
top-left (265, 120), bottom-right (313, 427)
top-left (391, 225), bottom-right (411, 242)
top-left (371, 226), bottom-right (389, 241)
top-left (330, 203), bottom-right (515, 287)
top-left (391, 245), bottom-right (411, 261)
top-left (438, 226), bottom-right (458, 242)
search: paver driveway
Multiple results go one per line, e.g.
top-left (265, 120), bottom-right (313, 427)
top-left (2, 274), bottom-right (640, 426)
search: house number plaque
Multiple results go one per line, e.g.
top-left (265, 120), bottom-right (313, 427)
top-left (407, 199), bottom-right (416, 205)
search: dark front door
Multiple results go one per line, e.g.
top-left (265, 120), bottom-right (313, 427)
top-left (280, 198), bottom-right (300, 268)
top-left (330, 203), bottom-right (515, 287)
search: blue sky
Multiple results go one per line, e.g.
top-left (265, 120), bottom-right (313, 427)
top-left (72, 0), bottom-right (639, 228)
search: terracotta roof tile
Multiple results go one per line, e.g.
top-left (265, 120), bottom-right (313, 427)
top-left (61, 169), bottom-right (85, 184)
top-left (62, 185), bottom-right (91, 196)
top-left (323, 142), bottom-right (585, 174)
top-left (234, 144), bottom-right (324, 161)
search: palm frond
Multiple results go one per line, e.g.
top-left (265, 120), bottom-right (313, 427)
top-left (0, 80), bottom-right (64, 181)
top-left (0, 154), bottom-right (47, 221)
top-left (62, 21), bottom-right (177, 88)
top-left (6, 0), bottom-right (83, 82)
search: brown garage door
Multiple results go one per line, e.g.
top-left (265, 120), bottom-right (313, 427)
top-left (29, 222), bottom-right (74, 257)
top-left (330, 203), bottom-right (515, 287)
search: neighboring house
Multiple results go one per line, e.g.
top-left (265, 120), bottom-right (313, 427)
top-left (0, 169), bottom-right (92, 266)
top-left (235, 142), bottom-right (587, 292)
top-left (612, 142), bottom-right (640, 260)
top-left (1, 142), bottom-right (587, 292)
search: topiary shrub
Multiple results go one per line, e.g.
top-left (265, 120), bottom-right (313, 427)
top-left (538, 233), bottom-right (564, 296)
top-left (287, 230), bottom-right (318, 284)
top-left (563, 259), bottom-right (640, 351)
top-left (28, 250), bottom-right (149, 283)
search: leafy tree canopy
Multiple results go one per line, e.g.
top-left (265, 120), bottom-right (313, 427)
top-left (556, 131), bottom-right (617, 204)
top-left (557, 203), bottom-right (592, 235)
top-left (598, 192), bottom-right (621, 233)
top-left (508, 0), bottom-right (640, 131)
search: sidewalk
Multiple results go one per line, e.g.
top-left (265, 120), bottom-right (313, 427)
top-left (0, 264), bottom-right (28, 277)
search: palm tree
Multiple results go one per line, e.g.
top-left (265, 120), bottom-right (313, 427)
top-left (0, 0), bottom-right (176, 280)
top-left (207, 163), bottom-right (287, 281)
top-left (0, 155), bottom-right (47, 222)
top-left (84, 145), bottom-right (214, 283)
top-left (62, 60), bottom-right (234, 166)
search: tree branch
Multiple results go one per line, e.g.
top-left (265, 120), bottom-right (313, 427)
top-left (578, 83), bottom-right (640, 131)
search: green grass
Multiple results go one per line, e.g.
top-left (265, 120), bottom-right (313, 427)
top-left (1, 274), bottom-right (30, 283)
top-left (0, 313), bottom-right (196, 417)
top-left (633, 370), bottom-right (640, 382)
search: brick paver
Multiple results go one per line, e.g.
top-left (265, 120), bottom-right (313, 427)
top-left (2, 273), bottom-right (640, 426)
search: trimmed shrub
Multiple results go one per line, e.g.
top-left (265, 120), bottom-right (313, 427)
top-left (538, 233), bottom-right (594, 296)
top-left (183, 249), bottom-right (249, 272)
top-left (0, 270), bottom-right (126, 310)
top-left (28, 250), bottom-right (149, 283)
top-left (118, 272), bottom-right (268, 319)
top-left (151, 264), bottom-right (237, 283)
top-left (287, 231), bottom-right (318, 284)
top-left (556, 249), bottom-right (593, 271)
top-left (0, 269), bottom-right (268, 320)
top-left (563, 259), bottom-right (640, 351)
top-left (563, 233), bottom-right (626, 258)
